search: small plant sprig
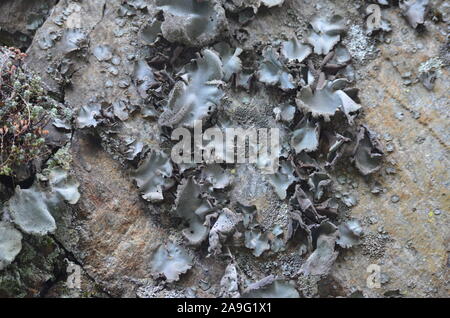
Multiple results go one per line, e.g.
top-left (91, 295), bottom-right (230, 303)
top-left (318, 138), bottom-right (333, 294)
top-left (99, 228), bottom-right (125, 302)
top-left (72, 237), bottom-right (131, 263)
top-left (0, 46), bottom-right (57, 176)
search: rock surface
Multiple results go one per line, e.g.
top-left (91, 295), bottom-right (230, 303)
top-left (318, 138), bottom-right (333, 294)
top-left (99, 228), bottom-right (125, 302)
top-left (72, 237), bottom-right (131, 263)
top-left (0, 0), bottom-right (448, 298)
top-left (0, 0), bottom-right (58, 49)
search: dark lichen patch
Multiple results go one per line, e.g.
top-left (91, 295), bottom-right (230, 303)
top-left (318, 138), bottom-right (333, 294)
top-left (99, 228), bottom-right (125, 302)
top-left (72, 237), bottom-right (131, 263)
top-left (299, 221), bottom-right (338, 276)
top-left (352, 126), bottom-right (384, 176)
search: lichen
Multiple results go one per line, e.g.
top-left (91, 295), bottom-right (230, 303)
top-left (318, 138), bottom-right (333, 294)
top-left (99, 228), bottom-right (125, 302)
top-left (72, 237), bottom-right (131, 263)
top-left (140, 19), bottom-right (162, 45)
top-left (242, 276), bottom-right (299, 298)
top-left (133, 60), bottom-right (156, 99)
top-left (158, 49), bottom-right (224, 128)
top-left (150, 242), bottom-right (193, 283)
top-left (175, 177), bottom-right (214, 245)
top-left (207, 208), bottom-right (241, 256)
top-left (60, 28), bottom-right (88, 54)
top-left (296, 80), bottom-right (361, 123)
top-left (155, 0), bottom-right (228, 47)
top-left (257, 47), bottom-right (295, 91)
top-left (281, 37), bottom-right (312, 62)
top-left (7, 185), bottom-right (57, 236)
top-left (201, 164), bottom-right (232, 190)
top-left (267, 160), bottom-right (298, 200)
top-left (4, 167), bottom-right (80, 236)
top-left (299, 221), bottom-right (338, 276)
top-left (290, 116), bottom-right (320, 154)
top-left (0, 221), bottom-right (23, 270)
top-left (93, 45), bottom-right (113, 62)
top-left (337, 219), bottom-right (363, 248)
top-left (273, 104), bottom-right (296, 122)
top-left (48, 168), bottom-right (80, 205)
top-left (307, 15), bottom-right (346, 55)
top-left (214, 42), bottom-right (243, 82)
top-left (352, 126), bottom-right (384, 176)
top-left (76, 99), bottom-right (101, 129)
top-left (244, 229), bottom-right (271, 257)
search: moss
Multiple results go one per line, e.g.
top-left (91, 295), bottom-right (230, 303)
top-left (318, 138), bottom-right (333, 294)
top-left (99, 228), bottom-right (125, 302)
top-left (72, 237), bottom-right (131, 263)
top-left (0, 273), bottom-right (27, 298)
top-left (0, 235), bottom-right (65, 297)
top-left (44, 144), bottom-right (73, 172)
top-left (0, 46), bottom-right (66, 177)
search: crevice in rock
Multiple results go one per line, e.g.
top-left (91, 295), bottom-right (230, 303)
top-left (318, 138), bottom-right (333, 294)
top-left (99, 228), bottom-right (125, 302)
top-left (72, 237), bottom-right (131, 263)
top-left (0, 30), bottom-right (32, 50)
top-left (49, 234), bottom-right (113, 298)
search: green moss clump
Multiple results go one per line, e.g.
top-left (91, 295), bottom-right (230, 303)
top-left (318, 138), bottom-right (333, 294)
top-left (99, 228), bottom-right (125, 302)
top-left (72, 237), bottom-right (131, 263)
top-left (0, 46), bottom-right (58, 176)
top-left (44, 144), bottom-right (73, 172)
